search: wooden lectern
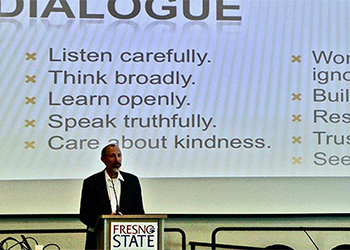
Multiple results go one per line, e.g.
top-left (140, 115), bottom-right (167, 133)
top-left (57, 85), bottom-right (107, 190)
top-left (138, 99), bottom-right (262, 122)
top-left (95, 215), bottom-right (167, 250)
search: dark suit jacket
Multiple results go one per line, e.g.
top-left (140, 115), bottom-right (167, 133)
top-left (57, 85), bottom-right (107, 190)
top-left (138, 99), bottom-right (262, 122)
top-left (79, 170), bottom-right (144, 249)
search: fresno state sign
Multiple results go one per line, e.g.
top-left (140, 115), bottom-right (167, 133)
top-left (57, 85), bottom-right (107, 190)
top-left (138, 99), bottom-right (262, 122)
top-left (110, 222), bottom-right (158, 250)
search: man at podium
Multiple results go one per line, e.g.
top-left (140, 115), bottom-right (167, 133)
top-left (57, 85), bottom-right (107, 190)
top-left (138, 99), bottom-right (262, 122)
top-left (79, 144), bottom-right (145, 249)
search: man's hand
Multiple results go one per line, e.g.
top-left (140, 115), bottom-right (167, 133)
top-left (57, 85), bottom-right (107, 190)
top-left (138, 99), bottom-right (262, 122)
top-left (111, 212), bottom-right (123, 215)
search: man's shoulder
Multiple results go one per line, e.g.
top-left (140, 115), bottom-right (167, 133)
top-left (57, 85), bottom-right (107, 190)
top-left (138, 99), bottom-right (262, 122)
top-left (120, 170), bottom-right (140, 181)
top-left (84, 170), bottom-right (105, 182)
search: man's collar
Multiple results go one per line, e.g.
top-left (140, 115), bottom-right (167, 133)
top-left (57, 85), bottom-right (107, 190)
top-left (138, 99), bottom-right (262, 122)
top-left (104, 169), bottom-right (124, 181)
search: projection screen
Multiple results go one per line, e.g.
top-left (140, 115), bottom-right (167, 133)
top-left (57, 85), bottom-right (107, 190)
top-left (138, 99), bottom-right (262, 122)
top-left (0, 0), bottom-right (350, 214)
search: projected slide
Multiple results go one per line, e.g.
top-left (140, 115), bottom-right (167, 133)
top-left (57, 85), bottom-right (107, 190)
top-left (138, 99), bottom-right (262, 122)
top-left (0, 0), bottom-right (349, 179)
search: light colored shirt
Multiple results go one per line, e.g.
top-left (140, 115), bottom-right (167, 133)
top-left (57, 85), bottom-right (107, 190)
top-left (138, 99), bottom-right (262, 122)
top-left (104, 170), bottom-right (124, 213)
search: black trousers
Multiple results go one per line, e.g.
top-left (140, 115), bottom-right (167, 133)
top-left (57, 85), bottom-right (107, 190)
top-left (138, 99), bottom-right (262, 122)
top-left (85, 231), bottom-right (97, 250)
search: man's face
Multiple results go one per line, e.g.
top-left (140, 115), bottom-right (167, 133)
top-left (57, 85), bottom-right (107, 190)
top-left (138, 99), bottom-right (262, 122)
top-left (101, 146), bottom-right (122, 174)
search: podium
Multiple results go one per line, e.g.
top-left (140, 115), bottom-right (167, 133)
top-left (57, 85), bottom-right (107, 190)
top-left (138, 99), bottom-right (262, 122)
top-left (95, 215), bottom-right (167, 250)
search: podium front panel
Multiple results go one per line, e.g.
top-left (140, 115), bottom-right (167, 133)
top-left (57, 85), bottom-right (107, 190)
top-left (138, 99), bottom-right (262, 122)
top-left (96, 215), bottom-right (166, 250)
